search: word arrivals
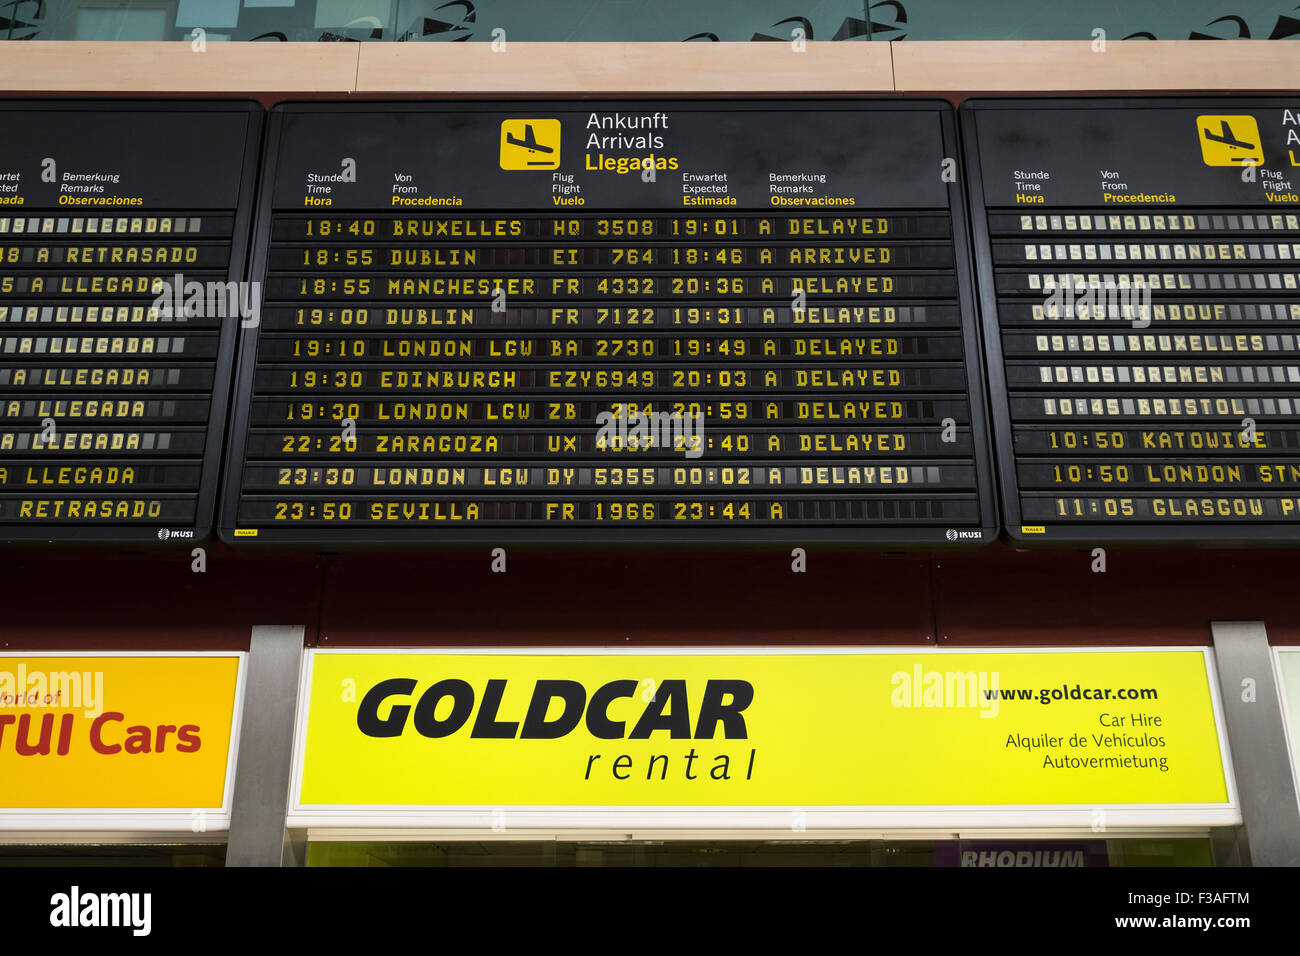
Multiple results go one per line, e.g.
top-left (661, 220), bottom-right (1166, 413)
top-left (584, 748), bottom-right (757, 782)
top-left (585, 111), bottom-right (669, 151)
top-left (49, 886), bottom-right (151, 937)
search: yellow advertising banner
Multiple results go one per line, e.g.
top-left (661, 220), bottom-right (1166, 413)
top-left (0, 654), bottom-right (243, 810)
top-left (296, 649), bottom-right (1231, 807)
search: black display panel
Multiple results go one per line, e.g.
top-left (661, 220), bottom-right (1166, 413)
top-left (221, 100), bottom-right (996, 546)
top-left (963, 98), bottom-right (1300, 546)
top-left (0, 100), bottom-right (262, 544)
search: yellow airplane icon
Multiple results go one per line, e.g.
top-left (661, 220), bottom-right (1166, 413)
top-left (1197, 114), bottom-right (1264, 166)
top-left (500, 119), bottom-right (561, 170)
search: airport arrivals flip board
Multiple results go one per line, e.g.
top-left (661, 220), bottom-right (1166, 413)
top-left (961, 98), bottom-right (1300, 545)
top-left (0, 101), bottom-right (262, 543)
top-left (221, 100), bottom-right (996, 546)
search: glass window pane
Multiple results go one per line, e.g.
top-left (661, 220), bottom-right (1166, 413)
top-left (72, 6), bottom-right (172, 40)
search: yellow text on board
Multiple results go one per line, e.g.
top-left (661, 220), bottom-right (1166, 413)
top-left (297, 650), bottom-right (1229, 807)
top-left (0, 655), bottom-right (240, 809)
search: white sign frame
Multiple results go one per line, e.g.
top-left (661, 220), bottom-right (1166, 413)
top-left (1272, 646), bottom-right (1300, 814)
top-left (287, 646), bottom-right (1240, 834)
top-left (0, 650), bottom-right (247, 833)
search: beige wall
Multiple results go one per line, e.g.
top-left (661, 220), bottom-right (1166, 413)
top-left (1, 40), bottom-right (1298, 95)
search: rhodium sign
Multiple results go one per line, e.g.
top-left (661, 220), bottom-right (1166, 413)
top-left (290, 647), bottom-right (1236, 829)
top-left (0, 652), bottom-right (245, 829)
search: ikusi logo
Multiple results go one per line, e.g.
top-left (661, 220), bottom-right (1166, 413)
top-left (49, 885), bottom-right (151, 937)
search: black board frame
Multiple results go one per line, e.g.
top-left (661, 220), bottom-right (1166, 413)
top-left (220, 98), bottom-right (998, 549)
top-left (0, 98), bottom-right (263, 546)
top-left (961, 95), bottom-right (1300, 548)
